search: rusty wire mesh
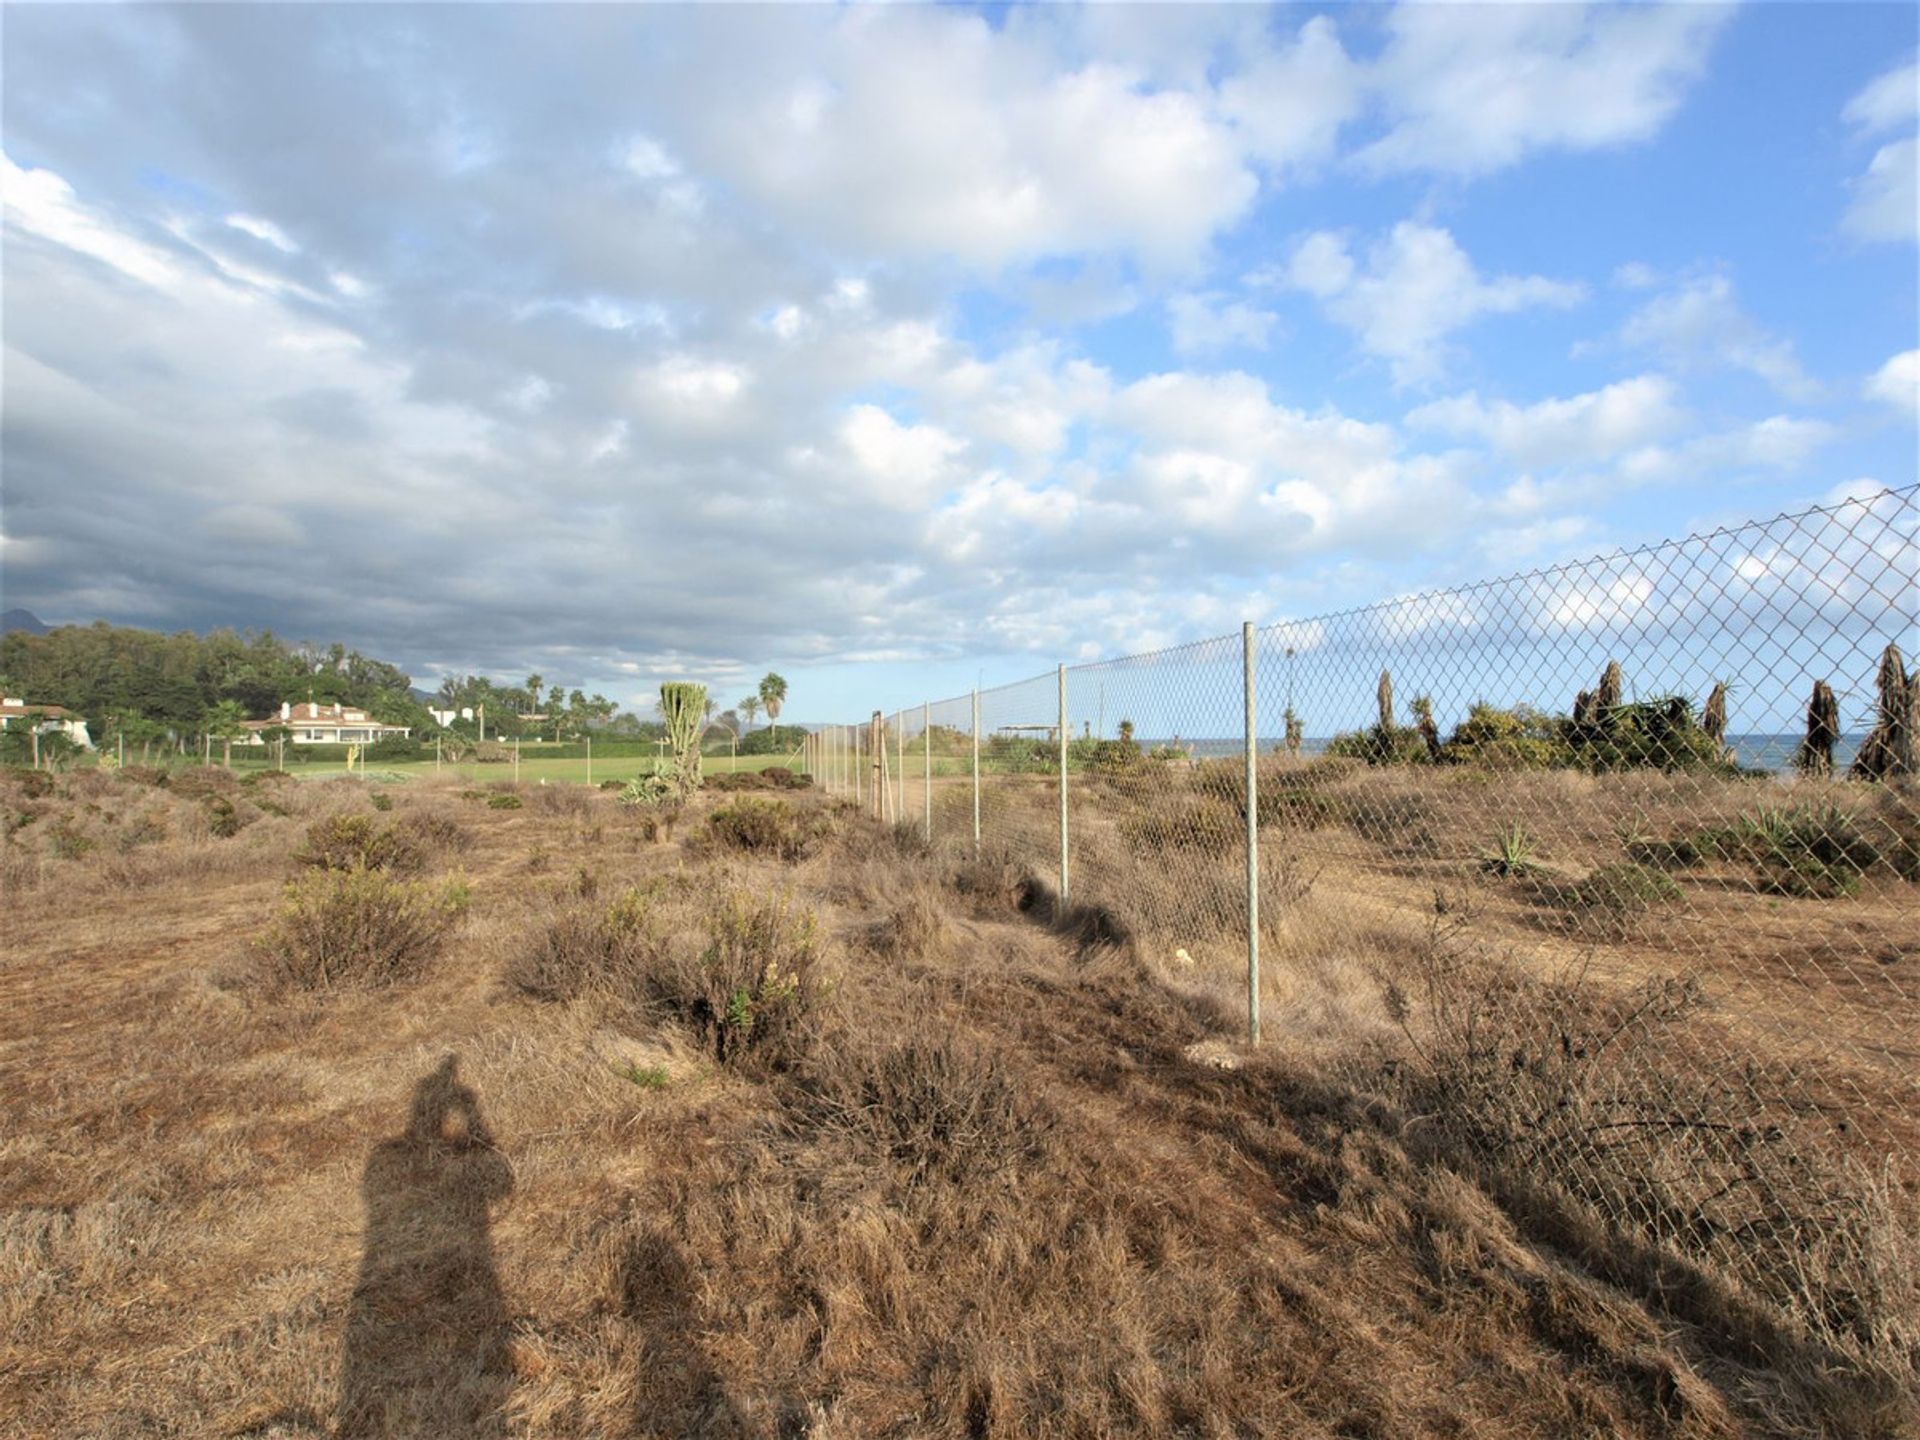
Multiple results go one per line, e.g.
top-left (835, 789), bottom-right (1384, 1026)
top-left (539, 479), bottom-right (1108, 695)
top-left (814, 486), bottom-right (1919, 1369)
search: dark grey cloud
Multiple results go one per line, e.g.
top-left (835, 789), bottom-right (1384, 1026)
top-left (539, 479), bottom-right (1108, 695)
top-left (1, 4), bottom-right (1817, 712)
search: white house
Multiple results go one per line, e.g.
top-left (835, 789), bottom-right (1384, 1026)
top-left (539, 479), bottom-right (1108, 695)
top-left (243, 701), bottom-right (412, 746)
top-left (0, 698), bottom-right (93, 748)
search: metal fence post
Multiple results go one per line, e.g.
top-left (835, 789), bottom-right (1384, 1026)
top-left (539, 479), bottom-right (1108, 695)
top-left (1244, 621), bottom-right (1261, 1047)
top-left (923, 699), bottom-right (932, 843)
top-left (896, 711), bottom-right (905, 825)
top-left (585, 734), bottom-right (592, 788)
top-left (971, 689), bottom-right (981, 858)
top-left (1058, 664), bottom-right (1070, 908)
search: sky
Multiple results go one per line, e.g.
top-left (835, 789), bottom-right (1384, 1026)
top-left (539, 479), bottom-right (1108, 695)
top-left (2, 2), bottom-right (1916, 725)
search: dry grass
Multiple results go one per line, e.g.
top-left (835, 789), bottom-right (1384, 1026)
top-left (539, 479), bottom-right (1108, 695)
top-left (1, 765), bottom-right (1915, 1437)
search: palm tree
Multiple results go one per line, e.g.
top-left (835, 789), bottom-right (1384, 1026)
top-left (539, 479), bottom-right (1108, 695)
top-left (758, 672), bottom-right (788, 746)
top-left (738, 695), bottom-right (761, 731)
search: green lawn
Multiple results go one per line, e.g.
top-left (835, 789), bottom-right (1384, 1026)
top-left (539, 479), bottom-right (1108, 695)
top-left (238, 751), bottom-right (809, 785)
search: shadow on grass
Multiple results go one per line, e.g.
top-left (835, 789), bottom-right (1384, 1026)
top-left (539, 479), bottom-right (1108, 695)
top-left (337, 1055), bottom-right (514, 1438)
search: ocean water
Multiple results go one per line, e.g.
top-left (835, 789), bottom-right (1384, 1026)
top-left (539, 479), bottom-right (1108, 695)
top-left (1137, 733), bottom-right (1862, 776)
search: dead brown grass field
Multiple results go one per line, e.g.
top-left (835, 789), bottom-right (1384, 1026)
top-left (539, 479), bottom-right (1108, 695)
top-left (2, 763), bottom-right (1915, 1438)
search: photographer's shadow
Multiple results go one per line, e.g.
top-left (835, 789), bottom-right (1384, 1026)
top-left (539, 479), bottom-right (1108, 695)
top-left (338, 1056), bottom-right (514, 1438)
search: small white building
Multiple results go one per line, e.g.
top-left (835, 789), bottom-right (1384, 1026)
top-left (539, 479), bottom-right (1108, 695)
top-left (244, 701), bottom-right (412, 746)
top-left (0, 698), bottom-right (93, 748)
top-left (427, 706), bottom-right (475, 728)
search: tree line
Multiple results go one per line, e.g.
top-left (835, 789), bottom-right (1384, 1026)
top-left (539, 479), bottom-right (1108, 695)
top-left (0, 622), bottom-right (620, 751)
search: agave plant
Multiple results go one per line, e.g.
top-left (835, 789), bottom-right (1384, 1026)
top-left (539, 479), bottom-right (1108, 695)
top-left (1479, 822), bottom-right (1539, 878)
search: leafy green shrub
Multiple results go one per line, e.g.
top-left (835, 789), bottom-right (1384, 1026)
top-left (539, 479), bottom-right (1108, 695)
top-left (1713, 805), bottom-right (1880, 899)
top-left (618, 773), bottom-right (677, 807)
top-left (255, 868), bottom-right (465, 989)
top-left (294, 814), bottom-right (425, 873)
top-left (702, 797), bottom-right (828, 860)
top-left (1623, 834), bottom-right (1705, 870)
top-left (1565, 695), bottom-right (1734, 774)
top-left (205, 796), bottom-right (247, 839)
top-left (486, 793), bottom-right (523, 810)
top-left (1324, 724), bottom-right (1432, 766)
top-left (369, 791), bottom-right (394, 811)
top-left (1442, 704), bottom-right (1569, 769)
top-left (365, 735), bottom-right (425, 761)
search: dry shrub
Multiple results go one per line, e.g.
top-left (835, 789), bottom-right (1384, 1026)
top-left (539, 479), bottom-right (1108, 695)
top-left (705, 770), bottom-right (772, 792)
top-left (864, 885), bottom-right (948, 962)
top-left (293, 814), bottom-right (426, 874)
top-left (761, 765), bottom-right (809, 789)
top-left (523, 783), bottom-right (593, 817)
top-left (790, 1028), bottom-right (1049, 1186)
top-left (1538, 861), bottom-right (1682, 938)
top-left (1118, 783), bottom-right (1238, 854)
top-left (945, 847), bottom-right (1028, 915)
top-left (166, 766), bottom-right (241, 800)
top-left (508, 886), bottom-right (663, 1004)
top-left (254, 868), bottom-right (466, 990)
top-left (393, 807), bottom-right (466, 852)
top-left (1339, 788), bottom-right (1439, 855)
top-left (699, 797), bottom-right (829, 861)
top-left (649, 889), bottom-right (823, 1070)
top-left (1375, 908), bottom-right (1920, 1407)
top-left (4, 768), bottom-right (57, 801)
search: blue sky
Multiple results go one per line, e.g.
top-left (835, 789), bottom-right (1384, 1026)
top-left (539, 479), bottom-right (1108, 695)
top-left (2, 3), bottom-right (1914, 725)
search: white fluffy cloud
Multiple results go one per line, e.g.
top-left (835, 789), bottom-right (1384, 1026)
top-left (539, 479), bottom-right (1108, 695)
top-left (696, 9), bottom-right (1256, 272)
top-left (1407, 375), bottom-right (1684, 469)
top-left (1865, 349), bottom-right (1920, 414)
top-left (1615, 273), bottom-right (1819, 400)
top-left (1281, 223), bottom-right (1585, 384)
top-left (1215, 16), bottom-right (1363, 175)
top-left (1165, 291), bottom-right (1279, 357)
top-left (1841, 58), bottom-right (1918, 243)
top-left (1356, 3), bottom-right (1731, 176)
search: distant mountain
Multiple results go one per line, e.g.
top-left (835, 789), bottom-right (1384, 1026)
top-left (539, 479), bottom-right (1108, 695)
top-left (411, 687), bottom-right (440, 706)
top-left (2, 608), bottom-right (48, 635)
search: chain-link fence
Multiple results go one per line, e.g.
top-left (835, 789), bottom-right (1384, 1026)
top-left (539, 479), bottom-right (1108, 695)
top-left (806, 485), bottom-right (1919, 1376)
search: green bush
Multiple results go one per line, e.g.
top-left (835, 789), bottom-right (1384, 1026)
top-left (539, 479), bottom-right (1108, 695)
top-left (206, 796), bottom-right (247, 839)
top-left (1442, 704), bottom-right (1570, 769)
top-left (486, 793), bottom-right (523, 810)
top-left (365, 735), bottom-right (425, 761)
top-left (1564, 696), bottom-right (1734, 774)
top-left (1325, 724), bottom-right (1433, 766)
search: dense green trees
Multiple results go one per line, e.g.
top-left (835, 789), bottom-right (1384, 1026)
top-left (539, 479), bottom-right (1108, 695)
top-left (0, 621), bottom-right (622, 751)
